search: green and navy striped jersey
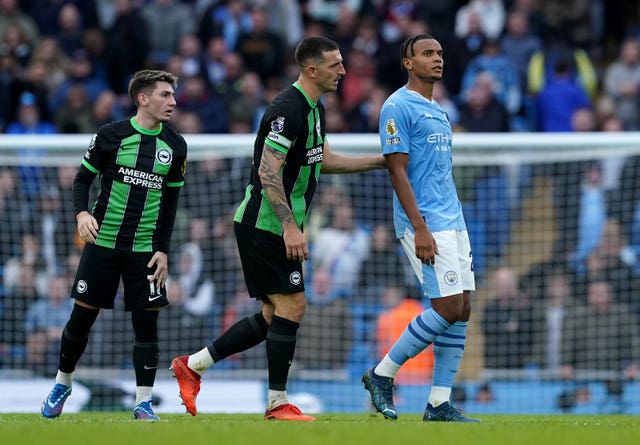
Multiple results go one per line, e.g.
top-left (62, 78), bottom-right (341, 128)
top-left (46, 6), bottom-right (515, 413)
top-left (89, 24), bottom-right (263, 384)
top-left (234, 83), bottom-right (325, 235)
top-left (81, 117), bottom-right (187, 252)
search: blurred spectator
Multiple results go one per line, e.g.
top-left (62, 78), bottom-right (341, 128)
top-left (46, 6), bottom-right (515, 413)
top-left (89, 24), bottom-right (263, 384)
top-left (81, 27), bottom-right (107, 85)
top-left (175, 74), bottom-right (228, 133)
top-left (259, 0), bottom-right (304, 49)
top-left (13, 59), bottom-right (55, 124)
top-left (457, 72), bottom-right (510, 133)
top-left (348, 81), bottom-right (389, 133)
top-left (24, 272), bottom-right (73, 375)
top-left (3, 233), bottom-right (47, 297)
top-left (172, 109), bottom-right (204, 134)
top-left (602, 38), bottom-right (640, 130)
top-left (535, 57), bottom-right (591, 132)
top-left (340, 47), bottom-right (376, 113)
top-left (455, 0), bottom-right (506, 40)
top-left (197, 0), bottom-right (251, 50)
top-left (91, 90), bottom-right (125, 129)
top-left (227, 71), bottom-right (267, 132)
top-left (27, 0), bottom-right (98, 37)
top-left (322, 91), bottom-right (348, 133)
top-left (54, 84), bottom-right (95, 133)
top-left (500, 9), bottom-right (543, 94)
top-left (311, 200), bottom-right (371, 297)
top-left (1, 23), bottom-right (32, 67)
top-left (376, 284), bottom-right (433, 384)
top-left (432, 81), bottom-right (459, 127)
top-left (529, 268), bottom-right (576, 371)
top-left (511, 0), bottom-right (548, 38)
top-left (295, 269), bottom-right (353, 370)
top-left (26, 184), bottom-right (78, 276)
top-left (234, 5), bottom-right (285, 85)
top-left (327, 4), bottom-right (359, 60)
top-left (50, 49), bottom-right (109, 113)
top-left (527, 38), bottom-right (598, 100)
top-left (53, 3), bottom-right (85, 57)
top-left (173, 241), bottom-right (216, 319)
top-left (481, 267), bottom-right (533, 369)
top-left (427, 23), bottom-right (472, 98)
top-left (103, 0), bottom-right (150, 94)
top-left (565, 161), bottom-right (606, 270)
top-left (176, 33), bottom-right (204, 78)
top-left (573, 220), bottom-right (640, 321)
top-left (0, 0), bottom-right (39, 47)
top-left (141, 0), bottom-right (195, 66)
top-left (460, 38), bottom-right (521, 116)
top-left (560, 279), bottom-right (640, 380)
top-left (200, 35), bottom-right (228, 91)
top-left (29, 36), bottom-right (69, 93)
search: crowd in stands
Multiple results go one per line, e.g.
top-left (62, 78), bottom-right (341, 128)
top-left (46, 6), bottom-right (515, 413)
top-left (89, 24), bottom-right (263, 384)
top-left (2, 0), bottom-right (640, 381)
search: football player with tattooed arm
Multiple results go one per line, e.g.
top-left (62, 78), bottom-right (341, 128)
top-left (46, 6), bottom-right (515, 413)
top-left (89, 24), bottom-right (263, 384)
top-left (41, 70), bottom-right (187, 421)
top-left (170, 36), bottom-right (385, 421)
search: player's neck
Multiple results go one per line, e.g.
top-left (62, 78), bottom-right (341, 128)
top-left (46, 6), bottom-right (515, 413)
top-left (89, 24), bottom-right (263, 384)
top-left (133, 113), bottom-right (162, 131)
top-left (406, 80), bottom-right (434, 101)
top-left (296, 76), bottom-right (321, 103)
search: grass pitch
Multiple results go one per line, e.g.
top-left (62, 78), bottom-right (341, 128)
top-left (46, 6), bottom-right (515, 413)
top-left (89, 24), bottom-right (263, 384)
top-left (1, 413), bottom-right (639, 445)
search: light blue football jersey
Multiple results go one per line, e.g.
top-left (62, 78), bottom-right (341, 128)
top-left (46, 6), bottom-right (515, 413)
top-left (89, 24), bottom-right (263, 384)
top-left (379, 86), bottom-right (466, 238)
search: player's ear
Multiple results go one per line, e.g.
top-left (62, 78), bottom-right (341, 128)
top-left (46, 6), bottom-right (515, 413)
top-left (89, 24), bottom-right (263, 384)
top-left (306, 64), bottom-right (318, 79)
top-left (402, 58), bottom-right (412, 71)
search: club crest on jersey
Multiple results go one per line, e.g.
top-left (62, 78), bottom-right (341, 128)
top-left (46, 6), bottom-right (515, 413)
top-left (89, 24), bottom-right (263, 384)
top-left (271, 116), bottom-right (285, 133)
top-left (444, 270), bottom-right (458, 286)
top-left (156, 148), bottom-right (172, 165)
top-left (385, 118), bottom-right (398, 136)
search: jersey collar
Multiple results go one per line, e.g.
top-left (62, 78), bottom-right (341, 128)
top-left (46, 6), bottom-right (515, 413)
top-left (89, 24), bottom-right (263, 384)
top-left (130, 117), bottom-right (163, 135)
top-left (293, 82), bottom-right (317, 108)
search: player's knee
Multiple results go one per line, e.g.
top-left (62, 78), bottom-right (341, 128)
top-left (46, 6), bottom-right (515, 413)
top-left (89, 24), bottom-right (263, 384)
top-left (65, 303), bottom-right (100, 338)
top-left (132, 309), bottom-right (159, 343)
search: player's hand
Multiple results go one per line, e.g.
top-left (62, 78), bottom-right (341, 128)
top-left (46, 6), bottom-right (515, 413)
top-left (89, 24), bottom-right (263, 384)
top-left (414, 226), bottom-right (438, 265)
top-left (147, 251), bottom-right (168, 288)
top-left (282, 223), bottom-right (308, 262)
top-left (76, 211), bottom-right (99, 244)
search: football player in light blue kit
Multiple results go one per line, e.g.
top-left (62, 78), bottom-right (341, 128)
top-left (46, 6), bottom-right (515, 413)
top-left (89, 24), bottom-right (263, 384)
top-left (362, 34), bottom-right (479, 423)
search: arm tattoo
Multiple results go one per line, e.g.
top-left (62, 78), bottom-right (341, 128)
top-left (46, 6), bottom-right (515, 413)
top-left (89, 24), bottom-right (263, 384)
top-left (259, 146), bottom-right (295, 227)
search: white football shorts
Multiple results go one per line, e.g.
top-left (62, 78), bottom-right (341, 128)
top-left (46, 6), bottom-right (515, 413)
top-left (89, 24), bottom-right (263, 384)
top-left (399, 228), bottom-right (475, 298)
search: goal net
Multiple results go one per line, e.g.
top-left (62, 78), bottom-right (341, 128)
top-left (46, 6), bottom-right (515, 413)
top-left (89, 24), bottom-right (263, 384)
top-left (1, 132), bottom-right (639, 415)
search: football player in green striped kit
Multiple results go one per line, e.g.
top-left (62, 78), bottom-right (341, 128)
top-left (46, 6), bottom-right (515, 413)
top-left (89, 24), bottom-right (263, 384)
top-left (171, 36), bottom-right (385, 421)
top-left (41, 70), bottom-right (187, 421)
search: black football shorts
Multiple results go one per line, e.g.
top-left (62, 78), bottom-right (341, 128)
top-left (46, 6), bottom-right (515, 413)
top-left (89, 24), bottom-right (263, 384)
top-left (71, 243), bottom-right (169, 311)
top-left (234, 222), bottom-right (305, 299)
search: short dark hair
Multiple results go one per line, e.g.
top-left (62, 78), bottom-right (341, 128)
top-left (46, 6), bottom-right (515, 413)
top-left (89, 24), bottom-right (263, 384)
top-left (294, 36), bottom-right (339, 67)
top-left (128, 69), bottom-right (178, 106)
top-left (400, 34), bottom-right (436, 59)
